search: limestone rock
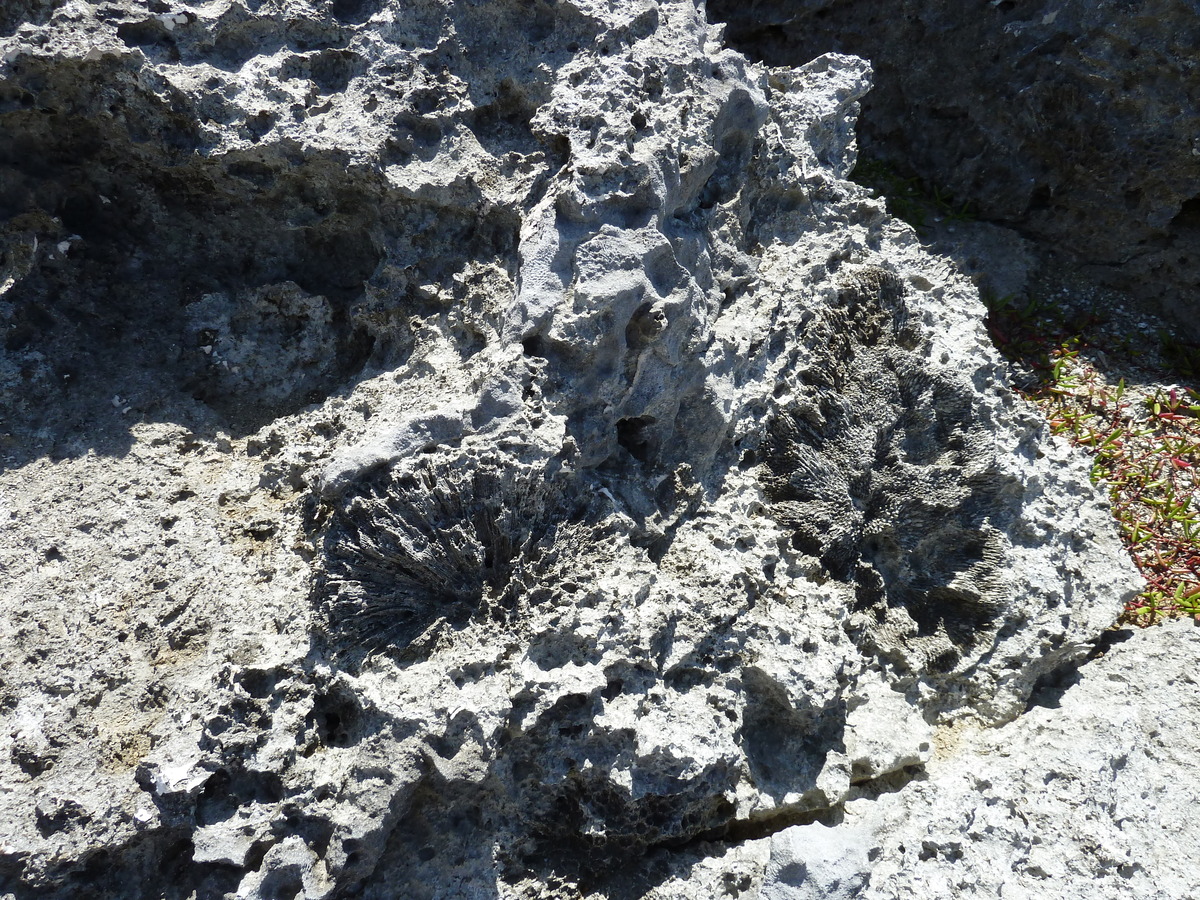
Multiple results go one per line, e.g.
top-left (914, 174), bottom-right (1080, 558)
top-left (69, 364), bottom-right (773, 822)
top-left (707, 0), bottom-right (1200, 338)
top-left (760, 621), bottom-right (1200, 900)
top-left (0, 1), bottom-right (1142, 898)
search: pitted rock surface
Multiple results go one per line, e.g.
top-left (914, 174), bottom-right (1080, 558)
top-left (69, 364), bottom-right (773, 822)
top-left (759, 622), bottom-right (1200, 900)
top-left (0, 2), bottom-right (1147, 899)
top-left (707, 0), bottom-right (1200, 339)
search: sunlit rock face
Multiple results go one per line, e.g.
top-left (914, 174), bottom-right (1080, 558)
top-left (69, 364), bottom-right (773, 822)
top-left (0, 2), bottom-right (1136, 898)
top-left (758, 622), bottom-right (1200, 900)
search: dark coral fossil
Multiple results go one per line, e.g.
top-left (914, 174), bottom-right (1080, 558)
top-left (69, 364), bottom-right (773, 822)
top-left (759, 266), bottom-right (1023, 665)
top-left (315, 459), bottom-right (569, 661)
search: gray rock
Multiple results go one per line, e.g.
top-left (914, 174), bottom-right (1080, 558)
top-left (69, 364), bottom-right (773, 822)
top-left (763, 822), bottom-right (872, 900)
top-left (760, 621), bottom-right (1200, 900)
top-left (0, 1), bottom-right (1144, 898)
top-left (708, 0), bottom-right (1200, 338)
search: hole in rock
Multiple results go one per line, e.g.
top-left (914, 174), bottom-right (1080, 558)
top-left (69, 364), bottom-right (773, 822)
top-left (330, 0), bottom-right (380, 25)
top-left (309, 48), bottom-right (363, 94)
top-left (1170, 196), bottom-right (1200, 231)
top-left (522, 334), bottom-right (547, 358)
top-left (309, 684), bottom-right (363, 748)
top-left (116, 19), bottom-right (177, 53)
top-left (1027, 184), bottom-right (1053, 213)
top-left (616, 416), bottom-right (657, 462)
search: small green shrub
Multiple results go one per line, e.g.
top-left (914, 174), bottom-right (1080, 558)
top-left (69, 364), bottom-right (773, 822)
top-left (984, 292), bottom-right (1200, 623)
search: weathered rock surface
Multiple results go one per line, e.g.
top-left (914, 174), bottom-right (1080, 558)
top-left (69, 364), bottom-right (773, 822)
top-left (0, 1), bottom-right (1148, 898)
top-left (760, 620), bottom-right (1200, 900)
top-left (707, 0), bottom-right (1200, 339)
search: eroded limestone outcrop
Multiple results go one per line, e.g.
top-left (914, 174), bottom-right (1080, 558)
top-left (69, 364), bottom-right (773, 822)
top-left (758, 621), bottom-right (1200, 900)
top-left (707, 0), bottom-right (1200, 340)
top-left (0, 2), bottom-right (1144, 898)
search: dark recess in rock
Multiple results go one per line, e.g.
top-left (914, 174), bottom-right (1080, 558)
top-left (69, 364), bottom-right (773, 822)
top-left (738, 667), bottom-right (845, 804)
top-left (0, 0), bottom-right (64, 38)
top-left (1024, 627), bottom-right (1135, 712)
top-left (0, 827), bottom-right (239, 900)
top-left (616, 415), bottom-right (658, 463)
top-left (330, 0), bottom-right (382, 26)
top-left (362, 687), bottom-right (739, 899)
top-left (0, 55), bottom-right (526, 459)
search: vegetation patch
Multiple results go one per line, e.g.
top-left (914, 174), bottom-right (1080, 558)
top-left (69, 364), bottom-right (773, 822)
top-left (984, 292), bottom-right (1200, 623)
top-left (850, 155), bottom-right (977, 231)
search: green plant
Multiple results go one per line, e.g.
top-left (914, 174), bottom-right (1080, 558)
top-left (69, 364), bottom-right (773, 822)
top-left (850, 155), bottom-right (977, 231)
top-left (985, 295), bottom-right (1200, 623)
top-left (1160, 329), bottom-right (1200, 379)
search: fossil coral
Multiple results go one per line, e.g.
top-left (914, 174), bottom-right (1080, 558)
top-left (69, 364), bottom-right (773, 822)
top-left (760, 266), bottom-right (1020, 671)
top-left (316, 459), bottom-right (573, 661)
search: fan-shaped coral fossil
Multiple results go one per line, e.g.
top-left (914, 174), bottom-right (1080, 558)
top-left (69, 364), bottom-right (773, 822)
top-left (315, 459), bottom-right (573, 661)
top-left (758, 266), bottom-right (1022, 668)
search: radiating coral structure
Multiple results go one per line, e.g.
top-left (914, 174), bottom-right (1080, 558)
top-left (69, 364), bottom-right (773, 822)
top-left (318, 460), bottom-right (573, 660)
top-left (761, 267), bottom-right (1021, 673)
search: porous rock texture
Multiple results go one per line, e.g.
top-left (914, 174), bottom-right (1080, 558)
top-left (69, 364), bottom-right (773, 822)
top-left (760, 621), bottom-right (1200, 900)
top-left (0, 1), bottom-right (1145, 898)
top-left (706, 0), bottom-right (1200, 340)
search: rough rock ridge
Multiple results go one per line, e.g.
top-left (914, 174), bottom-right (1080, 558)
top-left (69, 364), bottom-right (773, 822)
top-left (0, 1), bottom-right (1140, 898)
top-left (706, 0), bottom-right (1200, 339)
